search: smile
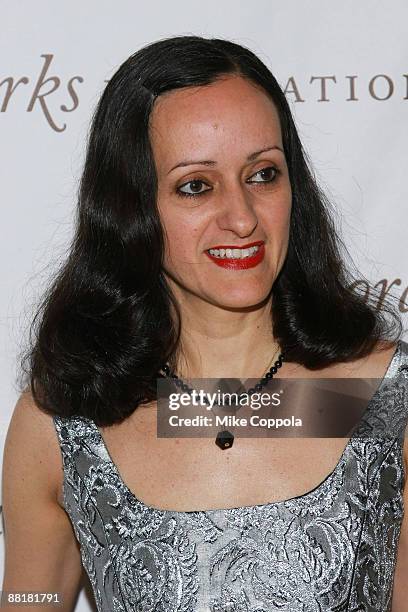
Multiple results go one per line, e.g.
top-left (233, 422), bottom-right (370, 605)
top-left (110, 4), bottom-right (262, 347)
top-left (208, 245), bottom-right (260, 259)
top-left (205, 241), bottom-right (265, 269)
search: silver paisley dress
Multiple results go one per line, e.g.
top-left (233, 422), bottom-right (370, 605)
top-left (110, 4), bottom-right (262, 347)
top-left (53, 339), bottom-right (408, 612)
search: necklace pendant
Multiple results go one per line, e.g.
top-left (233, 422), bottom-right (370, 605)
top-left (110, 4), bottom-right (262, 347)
top-left (161, 352), bottom-right (284, 451)
top-left (215, 429), bottom-right (234, 450)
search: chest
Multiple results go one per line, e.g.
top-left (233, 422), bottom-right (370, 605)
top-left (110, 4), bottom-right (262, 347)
top-left (92, 372), bottom-right (380, 511)
top-left (93, 412), bottom-right (354, 511)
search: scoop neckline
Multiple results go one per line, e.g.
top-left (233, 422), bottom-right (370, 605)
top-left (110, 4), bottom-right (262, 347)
top-left (89, 339), bottom-right (402, 516)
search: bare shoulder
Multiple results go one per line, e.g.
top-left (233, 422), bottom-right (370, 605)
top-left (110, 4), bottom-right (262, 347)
top-left (3, 387), bottom-right (63, 506)
top-left (280, 338), bottom-right (406, 471)
top-left (2, 390), bottom-right (84, 606)
top-left (307, 338), bottom-right (399, 379)
top-left (350, 338), bottom-right (400, 376)
top-left (281, 338), bottom-right (399, 379)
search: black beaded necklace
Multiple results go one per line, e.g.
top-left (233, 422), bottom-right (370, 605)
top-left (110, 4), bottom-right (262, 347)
top-left (160, 351), bottom-right (285, 450)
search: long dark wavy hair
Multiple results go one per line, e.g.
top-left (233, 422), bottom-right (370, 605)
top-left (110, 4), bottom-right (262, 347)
top-left (18, 35), bottom-right (402, 426)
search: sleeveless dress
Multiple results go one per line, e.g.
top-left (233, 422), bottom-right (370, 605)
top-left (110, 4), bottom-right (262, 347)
top-left (53, 339), bottom-right (408, 612)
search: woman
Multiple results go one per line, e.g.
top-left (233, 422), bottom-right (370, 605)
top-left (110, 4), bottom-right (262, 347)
top-left (2, 35), bottom-right (408, 612)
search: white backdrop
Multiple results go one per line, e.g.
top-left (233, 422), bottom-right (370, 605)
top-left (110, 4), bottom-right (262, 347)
top-left (1, 1), bottom-right (407, 609)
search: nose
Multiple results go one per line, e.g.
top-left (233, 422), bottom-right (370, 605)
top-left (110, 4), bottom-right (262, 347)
top-left (216, 182), bottom-right (258, 237)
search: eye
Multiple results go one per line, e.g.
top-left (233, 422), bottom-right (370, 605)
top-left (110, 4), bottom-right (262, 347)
top-left (246, 166), bottom-right (279, 184)
top-left (177, 179), bottom-right (212, 198)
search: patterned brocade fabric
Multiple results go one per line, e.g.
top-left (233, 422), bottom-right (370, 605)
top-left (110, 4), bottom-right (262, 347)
top-left (53, 340), bottom-right (408, 612)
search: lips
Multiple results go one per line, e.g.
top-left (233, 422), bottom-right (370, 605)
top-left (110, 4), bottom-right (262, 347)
top-left (204, 240), bottom-right (265, 270)
top-left (207, 240), bottom-right (264, 251)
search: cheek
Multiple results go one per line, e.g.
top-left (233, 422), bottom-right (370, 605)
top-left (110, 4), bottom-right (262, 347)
top-left (160, 209), bottom-right (202, 265)
top-left (279, 206), bottom-right (292, 234)
top-left (262, 195), bottom-right (292, 237)
top-left (277, 187), bottom-right (292, 226)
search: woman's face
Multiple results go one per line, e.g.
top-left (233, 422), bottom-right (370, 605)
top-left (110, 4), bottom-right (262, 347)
top-left (149, 74), bottom-right (292, 310)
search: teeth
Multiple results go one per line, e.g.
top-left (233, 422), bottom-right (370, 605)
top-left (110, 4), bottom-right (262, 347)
top-left (208, 245), bottom-right (260, 259)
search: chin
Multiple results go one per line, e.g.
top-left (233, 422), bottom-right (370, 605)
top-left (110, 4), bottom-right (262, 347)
top-left (209, 288), bottom-right (272, 310)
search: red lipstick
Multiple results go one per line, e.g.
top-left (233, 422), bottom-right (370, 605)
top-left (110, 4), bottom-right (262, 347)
top-left (204, 240), bottom-right (265, 270)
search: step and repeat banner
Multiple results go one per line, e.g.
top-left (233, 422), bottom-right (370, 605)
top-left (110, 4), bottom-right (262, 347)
top-left (1, 1), bottom-right (407, 610)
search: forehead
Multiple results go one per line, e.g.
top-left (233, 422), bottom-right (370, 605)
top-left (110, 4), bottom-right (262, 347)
top-left (149, 75), bottom-right (282, 165)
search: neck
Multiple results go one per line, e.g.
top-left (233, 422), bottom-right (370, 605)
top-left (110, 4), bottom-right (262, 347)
top-left (169, 293), bottom-right (280, 380)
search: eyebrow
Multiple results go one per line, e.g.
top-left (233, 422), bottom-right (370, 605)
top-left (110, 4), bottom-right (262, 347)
top-left (167, 145), bottom-right (284, 174)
